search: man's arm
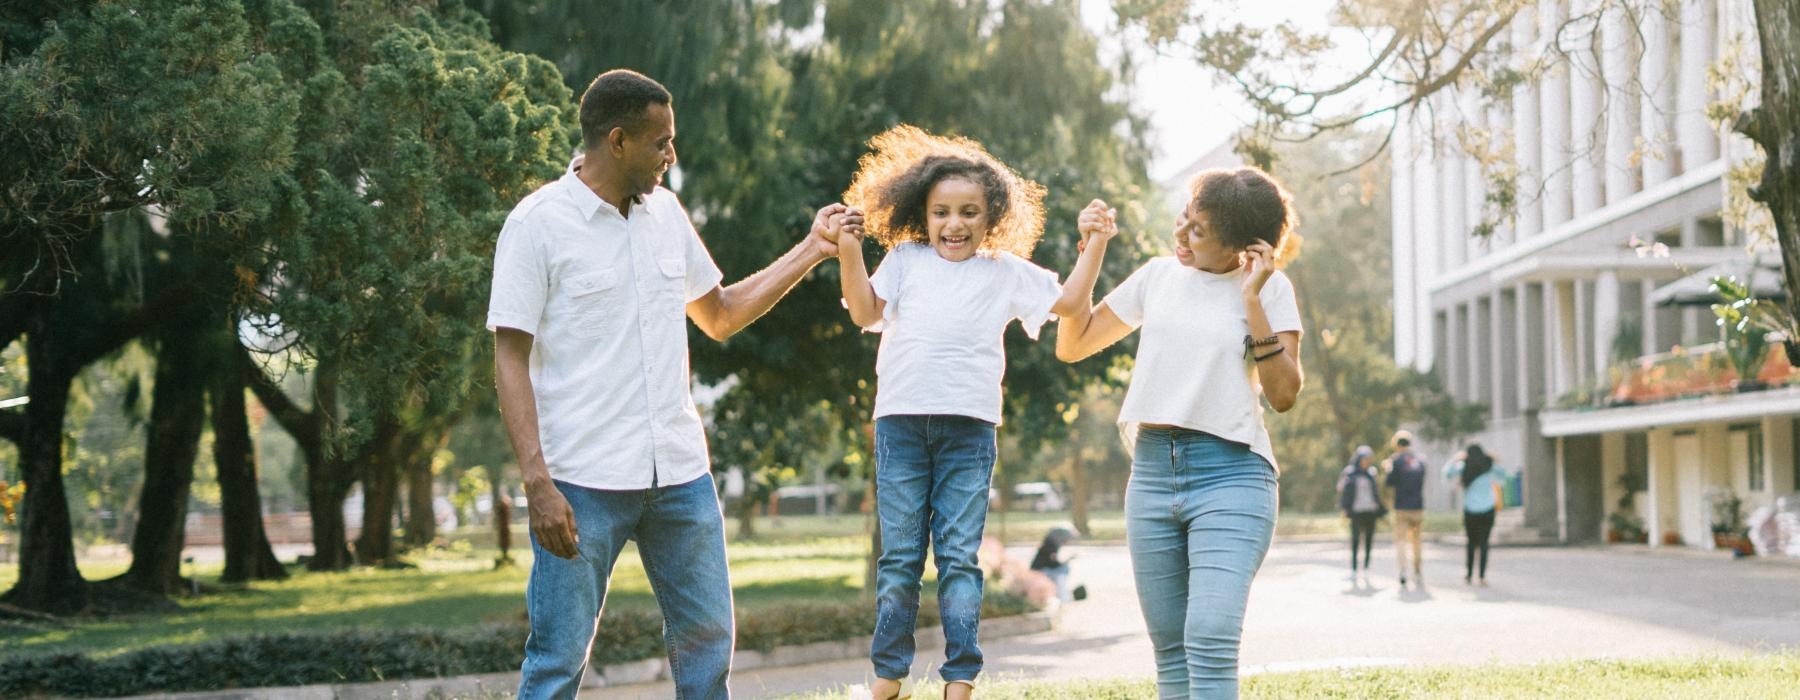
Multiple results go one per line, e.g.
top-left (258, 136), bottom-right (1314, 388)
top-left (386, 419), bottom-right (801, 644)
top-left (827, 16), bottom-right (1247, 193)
top-left (687, 205), bottom-right (852, 341)
top-left (495, 327), bottom-right (579, 559)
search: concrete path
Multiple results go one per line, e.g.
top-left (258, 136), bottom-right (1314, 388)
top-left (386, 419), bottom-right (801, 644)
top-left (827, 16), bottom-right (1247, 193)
top-left (596, 540), bottom-right (1800, 698)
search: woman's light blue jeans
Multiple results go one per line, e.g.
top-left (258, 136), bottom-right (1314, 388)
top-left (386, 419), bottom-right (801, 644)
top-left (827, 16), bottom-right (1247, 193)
top-left (1127, 427), bottom-right (1278, 699)
top-left (871, 414), bottom-right (996, 683)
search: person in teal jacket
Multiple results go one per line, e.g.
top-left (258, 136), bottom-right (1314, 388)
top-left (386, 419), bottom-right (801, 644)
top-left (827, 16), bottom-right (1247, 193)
top-left (1443, 444), bottom-right (1507, 585)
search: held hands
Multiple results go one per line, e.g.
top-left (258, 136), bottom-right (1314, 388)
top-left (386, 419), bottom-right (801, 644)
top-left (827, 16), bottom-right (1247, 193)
top-left (808, 203), bottom-right (867, 258)
top-left (1240, 241), bottom-right (1276, 298)
top-left (1076, 199), bottom-right (1118, 253)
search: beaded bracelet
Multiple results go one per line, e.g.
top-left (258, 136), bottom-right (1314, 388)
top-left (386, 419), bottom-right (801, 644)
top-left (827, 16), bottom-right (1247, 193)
top-left (1243, 334), bottom-right (1280, 357)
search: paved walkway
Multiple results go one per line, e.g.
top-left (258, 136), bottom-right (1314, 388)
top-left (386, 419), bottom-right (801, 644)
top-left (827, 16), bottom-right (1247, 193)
top-left (599, 539), bottom-right (1800, 698)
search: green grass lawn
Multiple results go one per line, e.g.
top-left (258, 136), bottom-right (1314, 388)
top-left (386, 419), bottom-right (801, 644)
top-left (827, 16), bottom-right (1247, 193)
top-left (0, 538), bottom-right (872, 658)
top-left (783, 654), bottom-right (1800, 699)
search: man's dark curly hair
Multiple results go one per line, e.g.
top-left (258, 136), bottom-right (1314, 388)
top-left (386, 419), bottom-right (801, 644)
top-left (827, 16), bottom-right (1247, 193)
top-left (844, 125), bottom-right (1045, 258)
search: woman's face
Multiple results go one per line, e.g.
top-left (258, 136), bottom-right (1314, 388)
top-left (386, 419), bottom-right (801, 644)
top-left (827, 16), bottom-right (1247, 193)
top-left (1172, 202), bottom-right (1240, 272)
top-left (925, 177), bottom-right (990, 262)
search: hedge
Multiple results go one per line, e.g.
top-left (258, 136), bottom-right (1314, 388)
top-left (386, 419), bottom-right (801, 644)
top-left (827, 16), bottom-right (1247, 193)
top-left (0, 592), bottom-right (1035, 697)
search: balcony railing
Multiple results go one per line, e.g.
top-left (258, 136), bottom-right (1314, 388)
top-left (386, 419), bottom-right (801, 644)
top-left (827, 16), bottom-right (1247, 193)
top-left (1555, 342), bottom-right (1797, 410)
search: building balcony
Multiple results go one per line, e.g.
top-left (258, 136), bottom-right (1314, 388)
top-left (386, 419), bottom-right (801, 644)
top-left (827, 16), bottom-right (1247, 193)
top-left (1543, 343), bottom-right (1800, 437)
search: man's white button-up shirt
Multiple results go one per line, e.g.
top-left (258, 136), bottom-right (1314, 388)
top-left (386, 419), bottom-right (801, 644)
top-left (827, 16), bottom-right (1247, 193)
top-left (487, 171), bottom-right (724, 490)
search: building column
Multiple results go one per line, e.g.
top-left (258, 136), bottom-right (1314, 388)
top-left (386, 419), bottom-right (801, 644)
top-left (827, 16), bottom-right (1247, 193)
top-left (1392, 115), bottom-right (1417, 367)
top-left (1639, 5), bottom-right (1677, 187)
top-left (1512, 8), bottom-right (1543, 237)
top-left (1602, 4), bottom-right (1641, 203)
top-left (1488, 101), bottom-right (1516, 247)
top-left (1413, 115), bottom-right (1440, 373)
top-left (1464, 91), bottom-right (1488, 255)
top-left (1552, 280), bottom-right (1580, 399)
top-left (1522, 282), bottom-right (1547, 409)
top-left (1442, 92), bottom-right (1468, 267)
top-left (1539, 0), bottom-right (1574, 228)
top-left (1593, 271), bottom-right (1622, 374)
top-left (1675, 0), bottom-right (1719, 170)
top-left (1640, 279), bottom-right (1662, 355)
top-left (1492, 291), bottom-right (1511, 418)
top-left (1570, 0), bottom-right (1606, 215)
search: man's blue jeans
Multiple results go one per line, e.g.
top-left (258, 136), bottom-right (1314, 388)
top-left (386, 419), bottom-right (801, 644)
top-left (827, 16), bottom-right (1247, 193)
top-left (1127, 427), bottom-right (1278, 699)
top-left (517, 474), bottom-right (734, 700)
top-left (870, 414), bottom-right (996, 683)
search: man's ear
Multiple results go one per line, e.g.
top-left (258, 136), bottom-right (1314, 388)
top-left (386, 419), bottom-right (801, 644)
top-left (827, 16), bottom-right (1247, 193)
top-left (606, 126), bottom-right (627, 156)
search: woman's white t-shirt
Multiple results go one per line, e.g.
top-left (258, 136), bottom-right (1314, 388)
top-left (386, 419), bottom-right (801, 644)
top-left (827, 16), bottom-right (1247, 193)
top-left (1101, 256), bottom-right (1303, 472)
top-left (864, 242), bottom-right (1062, 424)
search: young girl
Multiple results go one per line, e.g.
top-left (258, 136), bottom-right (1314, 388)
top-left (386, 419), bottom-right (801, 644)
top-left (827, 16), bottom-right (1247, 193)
top-left (1056, 167), bottom-right (1304, 698)
top-left (830, 125), bottom-right (1086, 700)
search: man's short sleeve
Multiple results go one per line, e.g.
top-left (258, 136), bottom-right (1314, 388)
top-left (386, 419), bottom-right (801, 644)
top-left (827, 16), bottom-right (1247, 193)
top-left (673, 197), bottom-right (724, 302)
top-left (487, 215), bottom-right (547, 335)
top-left (1100, 258), bottom-right (1159, 329)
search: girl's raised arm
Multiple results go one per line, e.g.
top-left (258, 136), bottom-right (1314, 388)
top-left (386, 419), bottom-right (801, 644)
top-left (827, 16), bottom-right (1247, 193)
top-left (1055, 200), bottom-right (1134, 362)
top-left (836, 208), bottom-right (885, 328)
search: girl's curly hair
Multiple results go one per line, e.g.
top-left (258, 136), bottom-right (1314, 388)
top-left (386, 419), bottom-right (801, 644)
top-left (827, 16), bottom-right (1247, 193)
top-left (843, 125), bottom-right (1046, 258)
top-left (1186, 167), bottom-right (1303, 266)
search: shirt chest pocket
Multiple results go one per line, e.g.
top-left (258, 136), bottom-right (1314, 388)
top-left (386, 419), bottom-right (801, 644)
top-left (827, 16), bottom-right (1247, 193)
top-left (654, 256), bottom-right (686, 302)
top-left (562, 268), bottom-right (621, 339)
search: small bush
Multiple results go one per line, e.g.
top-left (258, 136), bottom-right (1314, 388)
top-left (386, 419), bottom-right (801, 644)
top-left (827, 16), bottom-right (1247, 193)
top-left (0, 592), bottom-right (1037, 697)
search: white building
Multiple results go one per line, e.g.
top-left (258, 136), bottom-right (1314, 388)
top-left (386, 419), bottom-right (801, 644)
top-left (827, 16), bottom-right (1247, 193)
top-left (1390, 0), bottom-right (1797, 549)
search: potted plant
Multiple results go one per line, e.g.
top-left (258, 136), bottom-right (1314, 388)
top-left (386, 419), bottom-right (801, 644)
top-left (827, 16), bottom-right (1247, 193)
top-left (1607, 471), bottom-right (1648, 544)
top-left (1713, 276), bottom-right (1774, 392)
top-left (1706, 487), bottom-right (1755, 556)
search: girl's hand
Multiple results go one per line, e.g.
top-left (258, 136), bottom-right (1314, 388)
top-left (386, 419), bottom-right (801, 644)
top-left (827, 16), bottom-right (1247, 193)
top-left (1240, 241), bottom-right (1275, 298)
top-left (1076, 199), bottom-right (1117, 253)
top-left (809, 203), bottom-right (848, 257)
top-left (840, 207), bottom-right (867, 243)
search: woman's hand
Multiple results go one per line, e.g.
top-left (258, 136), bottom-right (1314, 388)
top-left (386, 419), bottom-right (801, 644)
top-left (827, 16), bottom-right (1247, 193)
top-left (1240, 241), bottom-right (1276, 298)
top-left (1076, 199), bottom-right (1117, 253)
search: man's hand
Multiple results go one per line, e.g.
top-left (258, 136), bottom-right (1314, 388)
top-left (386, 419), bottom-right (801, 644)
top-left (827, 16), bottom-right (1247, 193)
top-left (809, 203), bottom-right (849, 258)
top-left (526, 479), bottom-right (580, 559)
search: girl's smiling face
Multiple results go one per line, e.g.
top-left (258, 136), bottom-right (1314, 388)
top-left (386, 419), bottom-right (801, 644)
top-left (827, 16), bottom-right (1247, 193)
top-left (925, 177), bottom-right (990, 262)
top-left (1172, 202), bottom-right (1241, 273)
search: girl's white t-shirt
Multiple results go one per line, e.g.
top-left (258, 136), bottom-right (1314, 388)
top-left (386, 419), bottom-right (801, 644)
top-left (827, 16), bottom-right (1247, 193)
top-left (1101, 256), bottom-right (1303, 472)
top-left (864, 242), bottom-right (1062, 424)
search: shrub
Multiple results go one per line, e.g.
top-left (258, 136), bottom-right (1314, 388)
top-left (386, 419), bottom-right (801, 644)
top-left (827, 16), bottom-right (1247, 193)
top-left (0, 592), bottom-right (1036, 697)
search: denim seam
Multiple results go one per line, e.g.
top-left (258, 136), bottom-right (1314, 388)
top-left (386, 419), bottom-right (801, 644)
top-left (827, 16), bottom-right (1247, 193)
top-left (640, 535), bottom-right (686, 698)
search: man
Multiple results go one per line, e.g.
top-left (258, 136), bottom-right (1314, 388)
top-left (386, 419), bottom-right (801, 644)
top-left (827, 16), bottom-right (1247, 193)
top-left (1383, 430), bottom-right (1428, 588)
top-left (488, 69), bottom-right (854, 699)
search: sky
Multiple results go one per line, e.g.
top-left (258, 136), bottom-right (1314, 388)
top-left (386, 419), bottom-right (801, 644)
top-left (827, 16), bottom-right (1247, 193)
top-left (1077, 0), bottom-right (1375, 181)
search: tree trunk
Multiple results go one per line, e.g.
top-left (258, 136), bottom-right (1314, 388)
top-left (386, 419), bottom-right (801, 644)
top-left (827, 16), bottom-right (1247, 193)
top-left (116, 325), bottom-right (208, 596)
top-left (736, 490), bottom-right (758, 540)
top-left (1748, 0), bottom-right (1800, 364)
top-left (402, 435), bottom-right (439, 549)
top-left (212, 349), bottom-right (287, 583)
top-left (1295, 276), bottom-right (1357, 455)
top-left (1067, 445), bottom-right (1092, 538)
top-left (1, 326), bottom-right (88, 615)
top-left (353, 415), bottom-right (405, 566)
top-left (492, 472), bottom-right (513, 567)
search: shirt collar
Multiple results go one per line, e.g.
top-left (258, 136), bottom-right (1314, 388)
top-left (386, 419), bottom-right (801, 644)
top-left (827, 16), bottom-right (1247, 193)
top-left (560, 169), bottom-right (644, 221)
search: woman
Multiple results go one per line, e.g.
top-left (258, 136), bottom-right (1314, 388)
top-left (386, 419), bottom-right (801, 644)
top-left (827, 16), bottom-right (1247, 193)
top-left (1337, 445), bottom-right (1385, 578)
top-left (1444, 444), bottom-right (1505, 585)
top-left (1056, 167), bottom-right (1304, 698)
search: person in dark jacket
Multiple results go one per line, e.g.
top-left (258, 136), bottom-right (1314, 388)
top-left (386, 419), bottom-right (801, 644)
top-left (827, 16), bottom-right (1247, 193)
top-left (1337, 445), bottom-right (1385, 578)
top-left (1383, 430), bottom-right (1429, 588)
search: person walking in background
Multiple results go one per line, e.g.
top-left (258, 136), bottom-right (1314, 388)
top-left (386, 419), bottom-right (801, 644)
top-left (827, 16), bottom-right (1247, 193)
top-left (1337, 445), bottom-right (1384, 580)
top-left (1445, 444), bottom-right (1506, 585)
top-left (1383, 430), bottom-right (1428, 588)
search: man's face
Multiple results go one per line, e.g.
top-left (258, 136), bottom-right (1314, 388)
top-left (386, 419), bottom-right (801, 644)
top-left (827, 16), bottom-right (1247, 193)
top-left (618, 102), bottom-right (676, 196)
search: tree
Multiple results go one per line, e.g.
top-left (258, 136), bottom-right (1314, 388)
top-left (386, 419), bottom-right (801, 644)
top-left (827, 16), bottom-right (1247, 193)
top-left (1114, 0), bottom-right (1800, 359)
top-left (1, 0), bottom-right (298, 613)
top-left (237, 0), bottom-right (573, 570)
